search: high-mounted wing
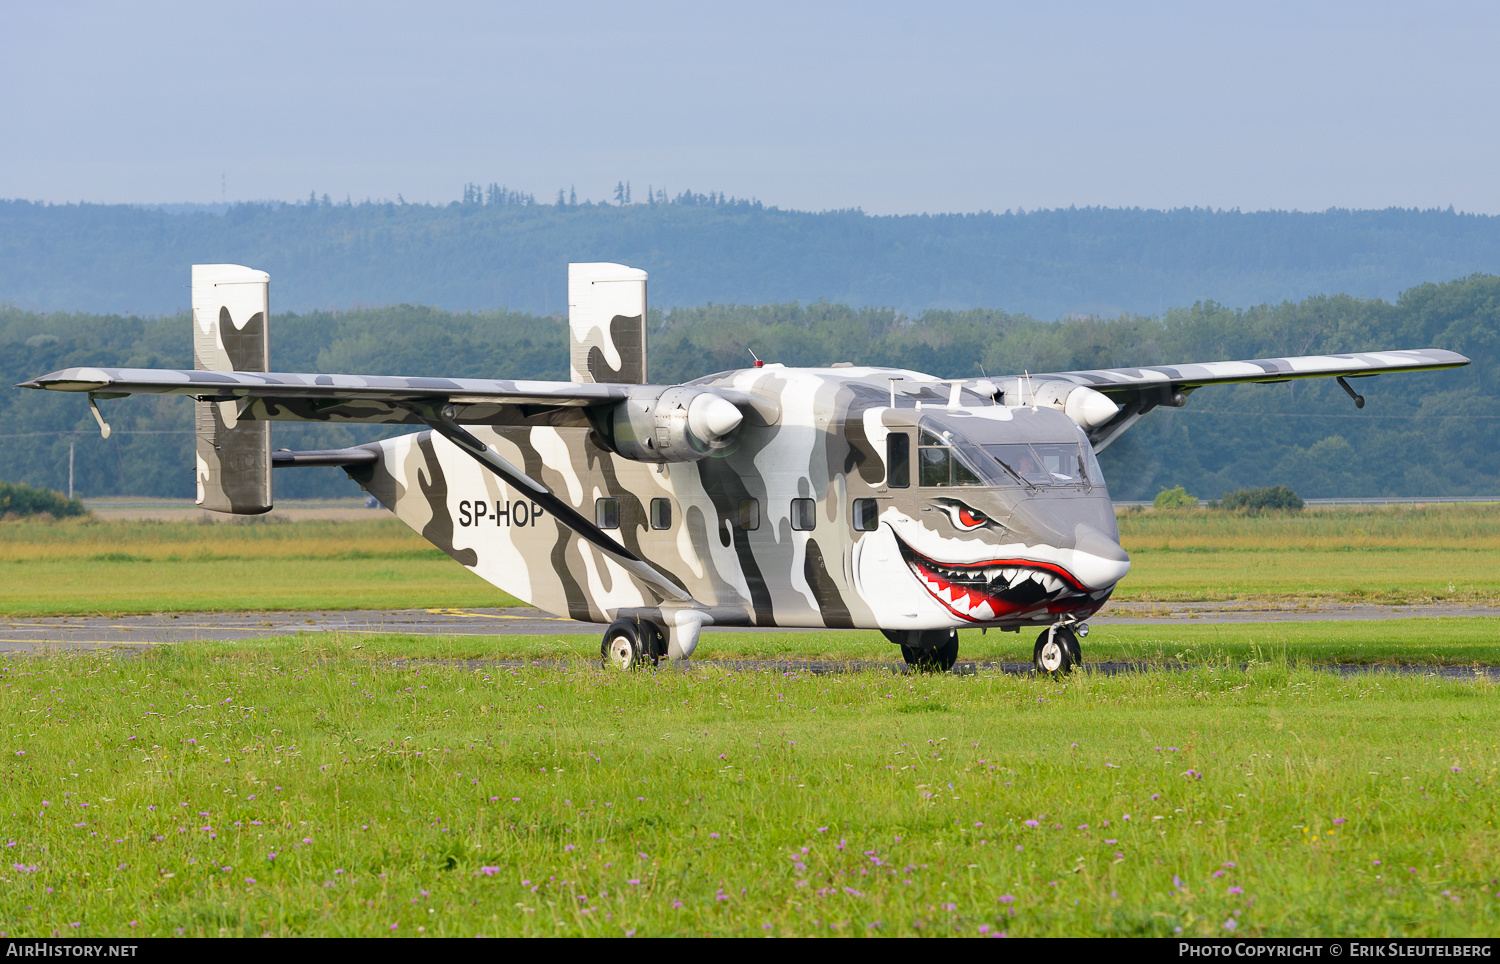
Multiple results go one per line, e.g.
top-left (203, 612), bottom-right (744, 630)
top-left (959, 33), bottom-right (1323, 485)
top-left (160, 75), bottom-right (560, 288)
top-left (1009, 348), bottom-right (1470, 451)
top-left (16, 367), bottom-right (642, 426)
top-left (13, 262), bottom-right (723, 611)
top-left (17, 366), bottom-right (764, 431)
top-left (14, 365), bottom-right (717, 607)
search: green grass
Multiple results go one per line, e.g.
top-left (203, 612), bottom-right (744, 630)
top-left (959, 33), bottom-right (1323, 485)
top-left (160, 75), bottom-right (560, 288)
top-left (0, 517), bottom-right (518, 615)
top-left (2, 645), bottom-right (1496, 937)
top-left (1070, 619), bottom-right (1500, 667)
top-left (1111, 548), bottom-right (1500, 605)
top-left (1113, 504), bottom-right (1500, 605)
top-left (5, 506), bottom-right (1500, 615)
top-left (1116, 503), bottom-right (1500, 551)
top-left (0, 558), bottom-right (512, 616)
top-left (165, 618), bottom-right (1500, 667)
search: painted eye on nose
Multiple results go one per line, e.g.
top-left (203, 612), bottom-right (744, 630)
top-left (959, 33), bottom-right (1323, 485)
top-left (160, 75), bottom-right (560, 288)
top-left (932, 499), bottom-right (991, 531)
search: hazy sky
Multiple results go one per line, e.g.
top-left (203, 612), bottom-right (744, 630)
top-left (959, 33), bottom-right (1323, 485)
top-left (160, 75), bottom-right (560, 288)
top-left (2, 1), bottom-right (1497, 214)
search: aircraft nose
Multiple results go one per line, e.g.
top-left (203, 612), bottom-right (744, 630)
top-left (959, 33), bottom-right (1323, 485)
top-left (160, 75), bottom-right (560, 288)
top-left (1066, 523), bottom-right (1131, 590)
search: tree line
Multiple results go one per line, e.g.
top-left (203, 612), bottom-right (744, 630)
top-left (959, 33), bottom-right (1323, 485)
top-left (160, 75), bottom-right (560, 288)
top-left (1, 274), bottom-right (1493, 502)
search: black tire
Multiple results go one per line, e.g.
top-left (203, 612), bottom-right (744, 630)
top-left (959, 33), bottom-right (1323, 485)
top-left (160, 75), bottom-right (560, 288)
top-left (601, 618), bottom-right (645, 670)
top-left (640, 621), bottom-right (667, 662)
top-left (895, 629), bottom-right (959, 673)
top-left (1060, 625), bottom-right (1082, 665)
top-left (1033, 626), bottom-right (1076, 675)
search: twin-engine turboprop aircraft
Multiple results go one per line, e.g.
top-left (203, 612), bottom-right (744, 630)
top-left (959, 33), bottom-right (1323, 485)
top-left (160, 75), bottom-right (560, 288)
top-left (19, 263), bottom-right (1470, 673)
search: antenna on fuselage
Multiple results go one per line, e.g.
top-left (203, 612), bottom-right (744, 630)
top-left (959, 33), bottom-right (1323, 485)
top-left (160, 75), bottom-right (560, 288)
top-left (975, 364), bottom-right (998, 406)
top-left (1024, 370), bottom-right (1037, 411)
top-left (748, 349), bottom-right (764, 369)
top-left (888, 376), bottom-right (901, 408)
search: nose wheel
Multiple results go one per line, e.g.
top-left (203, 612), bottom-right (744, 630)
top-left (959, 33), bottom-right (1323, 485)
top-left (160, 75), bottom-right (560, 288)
top-left (1034, 625), bottom-right (1082, 675)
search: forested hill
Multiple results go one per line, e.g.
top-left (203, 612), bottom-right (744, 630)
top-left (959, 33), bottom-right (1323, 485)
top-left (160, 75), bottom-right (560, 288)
top-left (3, 196), bottom-right (1500, 318)
top-left (2, 274), bottom-right (1494, 502)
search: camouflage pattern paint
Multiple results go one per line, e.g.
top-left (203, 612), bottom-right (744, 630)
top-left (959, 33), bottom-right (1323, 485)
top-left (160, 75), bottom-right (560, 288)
top-left (348, 365), bottom-right (1130, 656)
top-left (568, 263), bottom-right (648, 384)
top-left (20, 262), bottom-right (1472, 658)
top-left (191, 264), bottom-right (272, 515)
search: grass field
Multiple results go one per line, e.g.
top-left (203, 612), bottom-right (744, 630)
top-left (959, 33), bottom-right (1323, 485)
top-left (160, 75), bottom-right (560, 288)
top-left (1115, 504), bottom-right (1500, 605)
top-left (1115, 503), bottom-right (1500, 551)
top-left (0, 517), bottom-right (512, 615)
top-left (166, 619), bottom-right (1500, 668)
top-left (2, 642), bottom-right (1496, 937)
top-left (2, 505), bottom-right (1499, 616)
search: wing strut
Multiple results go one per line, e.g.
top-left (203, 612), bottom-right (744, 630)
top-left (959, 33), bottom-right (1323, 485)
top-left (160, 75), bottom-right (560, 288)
top-left (403, 401), bottom-right (696, 605)
top-left (1336, 376), bottom-right (1367, 409)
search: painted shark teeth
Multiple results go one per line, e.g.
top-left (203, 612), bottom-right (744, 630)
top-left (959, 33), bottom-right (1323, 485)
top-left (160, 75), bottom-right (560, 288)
top-left (896, 536), bottom-right (1090, 622)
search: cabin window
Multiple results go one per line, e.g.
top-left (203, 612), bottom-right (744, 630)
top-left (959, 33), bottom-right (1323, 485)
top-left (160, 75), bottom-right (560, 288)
top-left (982, 442), bottom-right (1091, 488)
top-left (650, 498), bottom-right (672, 530)
top-left (595, 497), bottom-right (620, 529)
top-left (852, 498), bottom-right (880, 531)
top-left (790, 497), bottom-right (816, 531)
top-left (737, 498), bottom-right (760, 531)
top-left (917, 428), bottom-right (983, 487)
top-left (886, 433), bottom-right (910, 488)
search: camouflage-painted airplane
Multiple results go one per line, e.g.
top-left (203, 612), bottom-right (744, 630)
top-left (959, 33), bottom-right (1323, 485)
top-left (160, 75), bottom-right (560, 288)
top-left (18, 263), bottom-right (1470, 673)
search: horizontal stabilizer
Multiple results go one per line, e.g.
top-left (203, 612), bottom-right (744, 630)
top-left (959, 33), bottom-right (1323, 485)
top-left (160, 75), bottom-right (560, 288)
top-left (271, 447), bottom-right (380, 467)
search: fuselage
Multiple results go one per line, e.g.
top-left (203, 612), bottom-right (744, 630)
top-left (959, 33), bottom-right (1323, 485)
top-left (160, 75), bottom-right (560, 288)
top-left (360, 365), bottom-right (1130, 631)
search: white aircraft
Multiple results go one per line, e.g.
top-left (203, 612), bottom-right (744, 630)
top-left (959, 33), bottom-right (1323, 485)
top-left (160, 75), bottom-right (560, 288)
top-left (19, 263), bottom-right (1469, 673)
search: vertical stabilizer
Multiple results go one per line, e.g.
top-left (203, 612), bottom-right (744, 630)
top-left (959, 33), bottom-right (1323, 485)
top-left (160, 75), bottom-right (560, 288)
top-left (568, 262), bottom-right (648, 383)
top-left (192, 264), bottom-right (272, 514)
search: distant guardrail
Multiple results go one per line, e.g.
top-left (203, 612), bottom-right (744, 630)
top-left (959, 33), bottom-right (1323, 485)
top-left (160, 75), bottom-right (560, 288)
top-left (81, 497), bottom-right (374, 509)
top-left (1114, 496), bottom-right (1500, 507)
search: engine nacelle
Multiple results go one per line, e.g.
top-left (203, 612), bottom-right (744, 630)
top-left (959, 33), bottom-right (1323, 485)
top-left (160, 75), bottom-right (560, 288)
top-left (606, 388), bottom-right (744, 462)
top-left (1000, 379), bottom-right (1121, 430)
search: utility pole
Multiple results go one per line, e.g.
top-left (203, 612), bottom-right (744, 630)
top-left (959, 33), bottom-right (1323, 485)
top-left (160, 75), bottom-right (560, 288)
top-left (68, 441), bottom-right (74, 499)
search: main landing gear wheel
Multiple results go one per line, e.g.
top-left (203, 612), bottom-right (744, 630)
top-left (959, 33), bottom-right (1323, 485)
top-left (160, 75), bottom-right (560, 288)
top-left (600, 618), bottom-right (665, 671)
top-left (891, 629), bottom-right (959, 673)
top-left (1033, 625), bottom-right (1081, 675)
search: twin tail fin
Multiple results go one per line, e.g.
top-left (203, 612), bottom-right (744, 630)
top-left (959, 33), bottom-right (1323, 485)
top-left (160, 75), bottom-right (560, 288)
top-left (192, 264), bottom-right (272, 514)
top-left (568, 262), bottom-right (648, 384)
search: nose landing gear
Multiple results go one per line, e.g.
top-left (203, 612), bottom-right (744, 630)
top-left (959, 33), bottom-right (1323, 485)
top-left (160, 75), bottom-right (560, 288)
top-left (1034, 623), bottom-right (1085, 675)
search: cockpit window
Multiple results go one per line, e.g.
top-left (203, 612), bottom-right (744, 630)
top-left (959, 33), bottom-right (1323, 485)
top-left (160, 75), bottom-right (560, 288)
top-left (983, 442), bottom-right (1091, 488)
top-left (918, 428), bottom-right (990, 487)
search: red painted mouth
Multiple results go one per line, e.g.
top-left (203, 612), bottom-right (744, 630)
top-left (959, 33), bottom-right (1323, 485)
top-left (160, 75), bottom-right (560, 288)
top-left (896, 536), bottom-right (1100, 623)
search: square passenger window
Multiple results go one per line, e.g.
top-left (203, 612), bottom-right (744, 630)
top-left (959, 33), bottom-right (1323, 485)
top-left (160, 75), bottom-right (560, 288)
top-left (595, 497), bottom-right (620, 530)
top-left (852, 498), bottom-right (880, 531)
top-left (790, 497), bottom-right (816, 531)
top-left (737, 498), bottom-right (760, 531)
top-left (650, 497), bottom-right (672, 530)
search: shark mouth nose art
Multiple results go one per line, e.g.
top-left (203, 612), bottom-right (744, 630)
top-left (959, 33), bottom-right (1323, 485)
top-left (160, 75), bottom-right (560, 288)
top-left (895, 535), bottom-right (1097, 622)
